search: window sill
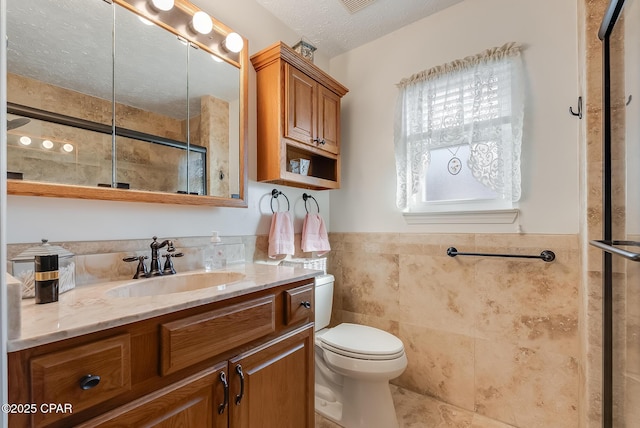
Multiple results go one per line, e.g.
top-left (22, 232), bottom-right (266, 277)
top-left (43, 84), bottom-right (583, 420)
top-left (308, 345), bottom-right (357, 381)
top-left (403, 209), bottom-right (519, 224)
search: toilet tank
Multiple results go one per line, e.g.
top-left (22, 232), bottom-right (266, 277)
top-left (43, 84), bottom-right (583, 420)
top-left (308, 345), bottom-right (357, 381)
top-left (314, 274), bottom-right (334, 331)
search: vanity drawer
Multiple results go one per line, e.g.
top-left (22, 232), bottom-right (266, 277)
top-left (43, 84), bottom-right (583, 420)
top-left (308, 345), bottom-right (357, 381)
top-left (284, 283), bottom-right (314, 325)
top-left (30, 334), bottom-right (131, 427)
top-left (160, 295), bottom-right (276, 375)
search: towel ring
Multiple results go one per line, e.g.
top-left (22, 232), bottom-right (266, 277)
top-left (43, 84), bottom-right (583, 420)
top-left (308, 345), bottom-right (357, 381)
top-left (270, 189), bottom-right (290, 213)
top-left (302, 193), bottom-right (320, 213)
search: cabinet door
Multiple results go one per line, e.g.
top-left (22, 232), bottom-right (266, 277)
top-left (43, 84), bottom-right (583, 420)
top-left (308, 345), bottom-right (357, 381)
top-left (285, 64), bottom-right (316, 146)
top-left (316, 85), bottom-right (341, 154)
top-left (77, 362), bottom-right (229, 428)
top-left (229, 325), bottom-right (314, 428)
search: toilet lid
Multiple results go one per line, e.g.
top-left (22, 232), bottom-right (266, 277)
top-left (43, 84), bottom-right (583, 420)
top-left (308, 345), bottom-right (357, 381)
top-left (319, 323), bottom-right (404, 359)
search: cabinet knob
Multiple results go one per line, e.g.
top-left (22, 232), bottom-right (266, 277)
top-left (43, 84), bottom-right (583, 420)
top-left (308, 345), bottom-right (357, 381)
top-left (313, 138), bottom-right (326, 145)
top-left (79, 374), bottom-right (101, 390)
top-left (300, 301), bottom-right (312, 309)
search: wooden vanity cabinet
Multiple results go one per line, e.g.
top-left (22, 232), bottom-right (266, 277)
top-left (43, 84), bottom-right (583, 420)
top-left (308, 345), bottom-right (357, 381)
top-left (251, 41), bottom-right (348, 190)
top-left (76, 361), bottom-right (229, 428)
top-left (7, 279), bottom-right (315, 428)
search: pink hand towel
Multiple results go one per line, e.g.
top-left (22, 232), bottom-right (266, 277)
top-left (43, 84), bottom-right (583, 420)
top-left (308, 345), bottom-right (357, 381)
top-left (301, 213), bottom-right (330, 255)
top-left (268, 211), bottom-right (295, 258)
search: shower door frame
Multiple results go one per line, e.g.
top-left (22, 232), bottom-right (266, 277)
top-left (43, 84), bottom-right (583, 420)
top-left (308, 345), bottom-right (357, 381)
top-left (595, 0), bottom-right (639, 426)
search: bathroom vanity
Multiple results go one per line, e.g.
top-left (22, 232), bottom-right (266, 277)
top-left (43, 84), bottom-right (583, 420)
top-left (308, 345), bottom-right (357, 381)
top-left (6, 265), bottom-right (317, 428)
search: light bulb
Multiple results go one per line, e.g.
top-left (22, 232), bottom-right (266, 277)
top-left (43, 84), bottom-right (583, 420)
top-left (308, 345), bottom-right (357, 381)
top-left (62, 143), bottom-right (74, 153)
top-left (224, 32), bottom-right (244, 53)
top-left (191, 11), bottom-right (213, 34)
top-left (138, 16), bottom-right (153, 26)
top-left (19, 136), bottom-right (32, 146)
top-left (150, 0), bottom-right (174, 11)
top-left (42, 140), bottom-right (54, 150)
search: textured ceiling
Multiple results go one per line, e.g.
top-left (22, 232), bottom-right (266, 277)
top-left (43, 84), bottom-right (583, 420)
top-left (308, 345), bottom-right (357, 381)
top-left (255, 0), bottom-right (465, 58)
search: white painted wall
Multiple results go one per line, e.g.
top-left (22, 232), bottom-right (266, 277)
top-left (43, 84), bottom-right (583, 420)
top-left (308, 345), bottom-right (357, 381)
top-left (328, 0), bottom-right (580, 234)
top-left (5, 0), bottom-right (331, 244)
top-left (626, 0), bottom-right (640, 235)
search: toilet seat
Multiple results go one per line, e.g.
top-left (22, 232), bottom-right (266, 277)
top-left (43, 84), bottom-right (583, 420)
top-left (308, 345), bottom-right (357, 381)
top-left (319, 323), bottom-right (405, 360)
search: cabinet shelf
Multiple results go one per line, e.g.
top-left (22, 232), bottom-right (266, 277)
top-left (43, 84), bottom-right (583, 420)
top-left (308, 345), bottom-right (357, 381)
top-left (251, 42), bottom-right (348, 190)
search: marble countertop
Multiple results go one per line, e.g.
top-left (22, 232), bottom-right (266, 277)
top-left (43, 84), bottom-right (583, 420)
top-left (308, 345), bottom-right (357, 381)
top-left (8, 263), bottom-right (321, 352)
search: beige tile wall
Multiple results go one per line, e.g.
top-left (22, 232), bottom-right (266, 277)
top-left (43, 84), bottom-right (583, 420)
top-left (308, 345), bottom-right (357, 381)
top-left (326, 233), bottom-right (581, 428)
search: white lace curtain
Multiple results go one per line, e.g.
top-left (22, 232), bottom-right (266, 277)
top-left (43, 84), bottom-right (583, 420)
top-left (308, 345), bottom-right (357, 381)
top-left (394, 43), bottom-right (525, 209)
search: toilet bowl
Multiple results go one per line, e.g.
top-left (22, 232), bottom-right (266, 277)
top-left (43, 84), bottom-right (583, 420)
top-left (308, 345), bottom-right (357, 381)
top-left (314, 274), bottom-right (407, 428)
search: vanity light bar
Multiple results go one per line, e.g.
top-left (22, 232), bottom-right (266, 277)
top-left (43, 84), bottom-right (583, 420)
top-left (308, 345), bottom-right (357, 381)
top-left (117, 0), bottom-right (245, 67)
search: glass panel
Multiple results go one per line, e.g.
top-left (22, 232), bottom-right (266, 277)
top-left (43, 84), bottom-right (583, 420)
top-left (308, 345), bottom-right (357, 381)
top-left (610, 0), bottom-right (640, 425)
top-left (114, 3), bottom-right (188, 193)
top-left (6, 0), bottom-right (113, 185)
top-left (424, 145), bottom-right (498, 202)
top-left (6, 116), bottom-right (112, 186)
top-left (188, 45), bottom-right (241, 197)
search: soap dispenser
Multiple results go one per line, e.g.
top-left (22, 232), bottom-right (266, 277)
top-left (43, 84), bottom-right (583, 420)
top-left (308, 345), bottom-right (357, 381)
top-left (203, 231), bottom-right (226, 271)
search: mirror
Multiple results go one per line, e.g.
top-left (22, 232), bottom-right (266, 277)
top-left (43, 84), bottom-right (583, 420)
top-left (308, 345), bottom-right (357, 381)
top-left (5, 0), bottom-right (247, 207)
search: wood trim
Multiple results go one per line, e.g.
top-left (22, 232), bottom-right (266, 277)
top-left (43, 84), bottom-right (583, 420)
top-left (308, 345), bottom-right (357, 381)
top-left (279, 171), bottom-right (340, 190)
top-left (238, 37), bottom-right (250, 206)
top-left (282, 138), bottom-right (339, 160)
top-left (251, 42), bottom-right (349, 97)
top-left (8, 180), bottom-right (248, 207)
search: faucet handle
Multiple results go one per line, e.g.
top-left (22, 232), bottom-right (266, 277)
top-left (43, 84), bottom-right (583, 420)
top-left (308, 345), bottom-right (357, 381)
top-left (162, 252), bottom-right (183, 275)
top-left (123, 255), bottom-right (149, 279)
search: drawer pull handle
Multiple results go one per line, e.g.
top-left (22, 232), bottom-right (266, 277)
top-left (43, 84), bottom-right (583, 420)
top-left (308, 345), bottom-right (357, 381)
top-left (235, 365), bottom-right (245, 405)
top-left (218, 371), bottom-right (229, 415)
top-left (300, 301), bottom-right (312, 309)
top-left (79, 374), bottom-right (101, 390)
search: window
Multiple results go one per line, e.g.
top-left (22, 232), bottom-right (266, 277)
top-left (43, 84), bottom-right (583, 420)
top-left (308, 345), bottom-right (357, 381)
top-left (394, 43), bottom-right (525, 218)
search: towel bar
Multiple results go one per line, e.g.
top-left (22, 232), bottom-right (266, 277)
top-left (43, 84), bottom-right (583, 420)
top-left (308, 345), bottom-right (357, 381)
top-left (446, 247), bottom-right (555, 262)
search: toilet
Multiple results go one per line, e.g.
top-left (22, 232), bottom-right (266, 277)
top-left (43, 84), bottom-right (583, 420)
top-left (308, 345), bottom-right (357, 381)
top-left (314, 274), bottom-right (407, 428)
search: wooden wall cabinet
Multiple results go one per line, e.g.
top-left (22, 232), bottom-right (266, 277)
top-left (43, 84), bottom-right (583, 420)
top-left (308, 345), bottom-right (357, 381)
top-left (8, 280), bottom-right (315, 428)
top-left (251, 42), bottom-right (348, 190)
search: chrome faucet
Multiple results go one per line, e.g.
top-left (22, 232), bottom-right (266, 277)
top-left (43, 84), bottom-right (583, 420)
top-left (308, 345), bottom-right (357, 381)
top-left (149, 236), bottom-right (175, 276)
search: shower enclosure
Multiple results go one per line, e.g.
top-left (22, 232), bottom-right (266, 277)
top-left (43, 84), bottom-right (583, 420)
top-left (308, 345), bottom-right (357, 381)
top-left (590, 0), bottom-right (640, 426)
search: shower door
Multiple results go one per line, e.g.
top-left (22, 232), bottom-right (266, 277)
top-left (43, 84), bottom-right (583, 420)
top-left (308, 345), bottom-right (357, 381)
top-left (591, 0), bottom-right (640, 426)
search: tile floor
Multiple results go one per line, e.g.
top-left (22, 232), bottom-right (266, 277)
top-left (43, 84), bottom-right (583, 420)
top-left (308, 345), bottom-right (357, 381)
top-left (315, 385), bottom-right (516, 428)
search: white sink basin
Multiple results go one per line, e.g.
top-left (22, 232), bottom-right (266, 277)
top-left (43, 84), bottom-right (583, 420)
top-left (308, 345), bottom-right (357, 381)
top-left (106, 271), bottom-right (246, 298)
